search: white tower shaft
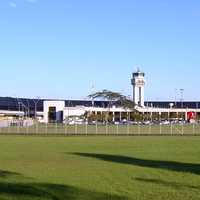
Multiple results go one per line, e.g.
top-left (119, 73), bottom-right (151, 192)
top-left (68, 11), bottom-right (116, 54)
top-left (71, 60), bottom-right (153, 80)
top-left (131, 70), bottom-right (145, 107)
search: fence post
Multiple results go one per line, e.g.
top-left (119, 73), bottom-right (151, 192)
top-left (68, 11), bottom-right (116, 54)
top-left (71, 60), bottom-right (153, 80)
top-left (45, 123), bottom-right (48, 135)
top-left (17, 122), bottom-right (20, 134)
top-left (36, 122), bottom-right (38, 135)
top-left (181, 123), bottom-right (184, 135)
top-left (65, 124), bottom-right (67, 135)
top-left (148, 124), bottom-right (151, 135)
top-left (85, 123), bottom-right (88, 135)
top-left (159, 124), bottom-right (162, 135)
top-left (106, 122), bottom-right (108, 135)
top-left (75, 124), bottom-right (77, 135)
top-left (116, 124), bottom-right (119, 135)
top-left (170, 123), bottom-right (173, 135)
top-left (55, 123), bottom-right (57, 134)
top-left (95, 122), bottom-right (98, 135)
top-left (192, 123), bottom-right (195, 135)
top-left (138, 123), bottom-right (140, 135)
top-left (127, 124), bottom-right (129, 135)
top-left (26, 123), bottom-right (28, 135)
top-left (7, 124), bottom-right (10, 134)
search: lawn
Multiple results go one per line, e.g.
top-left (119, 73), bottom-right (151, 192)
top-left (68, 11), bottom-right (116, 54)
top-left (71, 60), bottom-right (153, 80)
top-left (0, 136), bottom-right (199, 199)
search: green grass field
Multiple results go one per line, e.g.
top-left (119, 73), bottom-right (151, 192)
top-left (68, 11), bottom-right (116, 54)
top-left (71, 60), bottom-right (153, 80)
top-left (0, 136), bottom-right (200, 200)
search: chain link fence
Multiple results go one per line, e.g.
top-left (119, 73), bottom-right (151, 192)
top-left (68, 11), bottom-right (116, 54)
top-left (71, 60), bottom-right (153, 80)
top-left (0, 121), bottom-right (200, 136)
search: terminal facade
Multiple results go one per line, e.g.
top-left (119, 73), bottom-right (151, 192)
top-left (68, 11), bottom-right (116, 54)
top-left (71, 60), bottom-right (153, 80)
top-left (0, 70), bottom-right (200, 123)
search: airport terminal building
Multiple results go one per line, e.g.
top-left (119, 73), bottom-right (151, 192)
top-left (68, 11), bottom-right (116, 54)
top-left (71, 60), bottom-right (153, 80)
top-left (0, 70), bottom-right (200, 123)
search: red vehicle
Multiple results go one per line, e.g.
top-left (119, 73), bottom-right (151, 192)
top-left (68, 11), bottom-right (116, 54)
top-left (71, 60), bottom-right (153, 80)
top-left (187, 112), bottom-right (196, 122)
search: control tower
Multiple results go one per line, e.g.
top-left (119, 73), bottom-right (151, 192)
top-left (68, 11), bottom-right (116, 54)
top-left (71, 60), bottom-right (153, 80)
top-left (131, 69), bottom-right (145, 107)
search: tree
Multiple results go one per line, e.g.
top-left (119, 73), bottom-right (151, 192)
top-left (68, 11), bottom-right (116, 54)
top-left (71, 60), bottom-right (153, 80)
top-left (88, 89), bottom-right (136, 110)
top-left (88, 89), bottom-right (122, 100)
top-left (88, 90), bottom-right (136, 123)
top-left (130, 112), bottom-right (143, 122)
top-left (87, 112), bottom-right (97, 122)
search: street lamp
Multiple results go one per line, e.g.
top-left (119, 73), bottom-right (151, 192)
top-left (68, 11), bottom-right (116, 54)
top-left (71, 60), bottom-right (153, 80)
top-left (180, 89), bottom-right (184, 108)
top-left (180, 89), bottom-right (184, 121)
top-left (174, 88), bottom-right (178, 108)
top-left (33, 97), bottom-right (40, 119)
top-left (26, 99), bottom-right (30, 118)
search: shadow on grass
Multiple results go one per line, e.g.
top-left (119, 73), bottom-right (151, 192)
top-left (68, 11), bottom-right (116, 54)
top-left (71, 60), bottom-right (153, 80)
top-left (0, 170), bottom-right (21, 178)
top-left (0, 170), bottom-right (127, 200)
top-left (0, 182), bottom-right (127, 200)
top-left (135, 177), bottom-right (200, 190)
top-left (71, 153), bottom-right (200, 175)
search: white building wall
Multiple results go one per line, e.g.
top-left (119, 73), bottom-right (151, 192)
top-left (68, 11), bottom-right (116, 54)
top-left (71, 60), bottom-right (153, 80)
top-left (140, 86), bottom-right (144, 107)
top-left (43, 101), bottom-right (65, 123)
top-left (43, 100), bottom-right (200, 123)
top-left (132, 71), bottom-right (145, 107)
top-left (63, 106), bottom-right (86, 118)
top-left (133, 85), bottom-right (138, 106)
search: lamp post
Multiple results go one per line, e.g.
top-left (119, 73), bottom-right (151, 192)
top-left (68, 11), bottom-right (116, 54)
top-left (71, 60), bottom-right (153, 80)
top-left (180, 89), bottom-right (184, 121)
top-left (26, 99), bottom-right (30, 118)
top-left (18, 102), bottom-right (21, 119)
top-left (180, 89), bottom-right (184, 108)
top-left (174, 88), bottom-right (178, 108)
top-left (33, 97), bottom-right (40, 119)
top-left (17, 100), bottom-right (28, 118)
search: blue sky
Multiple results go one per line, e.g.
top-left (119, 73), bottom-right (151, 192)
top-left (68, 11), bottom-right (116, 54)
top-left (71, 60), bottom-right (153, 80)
top-left (0, 0), bottom-right (200, 100)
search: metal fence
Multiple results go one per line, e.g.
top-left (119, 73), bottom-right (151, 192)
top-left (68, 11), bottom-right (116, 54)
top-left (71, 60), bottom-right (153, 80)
top-left (0, 119), bottom-right (34, 128)
top-left (0, 123), bottom-right (200, 136)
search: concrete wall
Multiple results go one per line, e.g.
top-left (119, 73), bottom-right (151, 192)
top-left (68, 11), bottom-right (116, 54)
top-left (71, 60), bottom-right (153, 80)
top-left (64, 106), bottom-right (86, 118)
top-left (43, 101), bottom-right (65, 123)
top-left (132, 72), bottom-right (145, 107)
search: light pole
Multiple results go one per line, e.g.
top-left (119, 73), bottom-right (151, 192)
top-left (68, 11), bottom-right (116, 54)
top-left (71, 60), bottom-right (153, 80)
top-left (33, 97), bottom-right (40, 119)
top-left (17, 99), bottom-right (28, 118)
top-left (180, 89), bottom-right (184, 121)
top-left (174, 88), bottom-right (178, 108)
top-left (180, 89), bottom-right (184, 107)
top-left (18, 102), bottom-right (21, 119)
top-left (26, 99), bottom-right (30, 118)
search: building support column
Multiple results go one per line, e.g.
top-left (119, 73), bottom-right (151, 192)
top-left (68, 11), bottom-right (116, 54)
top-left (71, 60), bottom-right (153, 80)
top-left (112, 112), bottom-right (115, 122)
top-left (119, 112), bottom-right (122, 122)
top-left (185, 112), bottom-right (187, 121)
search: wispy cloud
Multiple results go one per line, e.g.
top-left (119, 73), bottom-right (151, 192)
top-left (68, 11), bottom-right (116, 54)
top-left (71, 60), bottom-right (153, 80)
top-left (8, 0), bottom-right (38, 8)
top-left (26, 0), bottom-right (37, 3)
top-left (9, 1), bottom-right (17, 8)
